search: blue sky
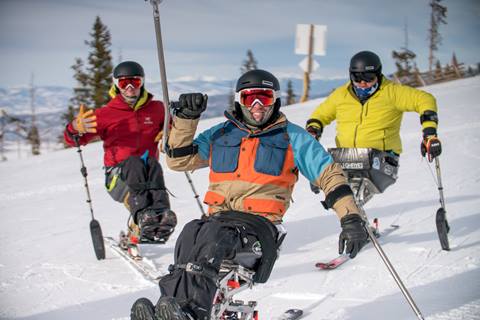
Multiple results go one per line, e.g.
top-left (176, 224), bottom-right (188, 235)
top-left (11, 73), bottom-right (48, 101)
top-left (0, 0), bottom-right (479, 87)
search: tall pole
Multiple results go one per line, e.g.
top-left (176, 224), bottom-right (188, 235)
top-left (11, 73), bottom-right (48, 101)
top-left (147, 0), bottom-right (206, 216)
top-left (73, 135), bottom-right (106, 260)
top-left (30, 73), bottom-right (36, 127)
top-left (300, 24), bottom-right (314, 102)
top-left (358, 205), bottom-right (425, 320)
top-left (149, 0), bottom-right (170, 154)
top-left (29, 73), bottom-right (40, 155)
top-left (0, 109), bottom-right (5, 161)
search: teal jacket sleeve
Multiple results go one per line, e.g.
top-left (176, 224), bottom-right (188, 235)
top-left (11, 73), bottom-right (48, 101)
top-left (286, 122), bottom-right (334, 182)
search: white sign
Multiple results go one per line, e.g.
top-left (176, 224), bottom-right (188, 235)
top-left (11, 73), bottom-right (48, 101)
top-left (299, 57), bottom-right (319, 73)
top-left (295, 24), bottom-right (327, 56)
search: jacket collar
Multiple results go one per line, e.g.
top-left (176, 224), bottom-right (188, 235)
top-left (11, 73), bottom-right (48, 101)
top-left (224, 111), bottom-right (288, 135)
top-left (346, 76), bottom-right (389, 103)
top-left (108, 85), bottom-right (151, 110)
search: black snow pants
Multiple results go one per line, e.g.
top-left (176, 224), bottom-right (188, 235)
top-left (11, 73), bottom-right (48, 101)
top-left (158, 211), bottom-right (280, 320)
top-left (105, 155), bottom-right (170, 220)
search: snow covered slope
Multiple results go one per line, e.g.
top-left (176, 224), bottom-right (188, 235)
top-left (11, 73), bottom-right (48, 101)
top-left (1, 77), bottom-right (479, 320)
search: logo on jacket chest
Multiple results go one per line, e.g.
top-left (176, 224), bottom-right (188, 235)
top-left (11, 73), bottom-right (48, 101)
top-left (143, 116), bottom-right (154, 125)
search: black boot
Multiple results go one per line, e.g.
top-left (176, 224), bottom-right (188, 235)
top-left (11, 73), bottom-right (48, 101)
top-left (136, 209), bottom-right (177, 243)
top-left (155, 297), bottom-right (194, 320)
top-left (130, 297), bottom-right (156, 320)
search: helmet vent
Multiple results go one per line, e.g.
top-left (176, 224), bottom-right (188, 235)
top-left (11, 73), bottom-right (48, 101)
top-left (262, 80), bottom-right (274, 87)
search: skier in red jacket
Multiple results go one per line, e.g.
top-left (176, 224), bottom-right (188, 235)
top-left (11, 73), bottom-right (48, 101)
top-left (64, 61), bottom-right (177, 248)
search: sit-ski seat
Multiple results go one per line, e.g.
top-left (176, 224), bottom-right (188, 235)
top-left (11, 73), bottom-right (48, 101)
top-left (328, 148), bottom-right (399, 205)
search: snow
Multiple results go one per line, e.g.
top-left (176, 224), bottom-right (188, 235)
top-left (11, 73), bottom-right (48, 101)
top-left (1, 77), bottom-right (480, 320)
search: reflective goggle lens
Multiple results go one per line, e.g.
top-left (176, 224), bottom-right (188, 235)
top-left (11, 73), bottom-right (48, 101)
top-left (239, 88), bottom-right (275, 107)
top-left (115, 77), bottom-right (144, 89)
top-left (351, 72), bottom-right (377, 83)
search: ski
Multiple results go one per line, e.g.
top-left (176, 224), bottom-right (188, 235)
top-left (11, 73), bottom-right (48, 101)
top-left (436, 208), bottom-right (450, 251)
top-left (104, 236), bottom-right (164, 284)
top-left (315, 224), bottom-right (400, 270)
top-left (276, 308), bottom-right (303, 320)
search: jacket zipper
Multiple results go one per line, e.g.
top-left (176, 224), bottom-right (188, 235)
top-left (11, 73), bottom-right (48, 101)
top-left (135, 110), bottom-right (141, 152)
top-left (354, 103), bottom-right (364, 147)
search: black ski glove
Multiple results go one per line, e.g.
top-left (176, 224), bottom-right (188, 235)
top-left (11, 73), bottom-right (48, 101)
top-left (174, 93), bottom-right (208, 119)
top-left (421, 136), bottom-right (442, 161)
top-left (306, 126), bottom-right (323, 140)
top-left (338, 214), bottom-right (368, 259)
top-left (305, 119), bottom-right (323, 140)
top-left (420, 127), bottom-right (442, 161)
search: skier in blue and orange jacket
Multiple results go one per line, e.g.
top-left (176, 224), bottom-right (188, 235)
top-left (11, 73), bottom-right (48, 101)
top-left (130, 70), bottom-right (369, 320)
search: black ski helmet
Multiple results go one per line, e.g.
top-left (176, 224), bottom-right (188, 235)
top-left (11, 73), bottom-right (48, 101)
top-left (349, 50), bottom-right (382, 83)
top-left (234, 69), bottom-right (281, 127)
top-left (113, 61), bottom-right (145, 79)
top-left (236, 69), bottom-right (280, 92)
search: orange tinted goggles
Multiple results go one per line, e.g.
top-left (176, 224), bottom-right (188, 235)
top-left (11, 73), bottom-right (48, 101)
top-left (236, 88), bottom-right (277, 107)
top-left (114, 77), bottom-right (144, 89)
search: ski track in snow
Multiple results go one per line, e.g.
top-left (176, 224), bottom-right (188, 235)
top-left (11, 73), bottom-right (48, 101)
top-left (1, 77), bottom-right (480, 319)
top-left (428, 299), bottom-right (480, 320)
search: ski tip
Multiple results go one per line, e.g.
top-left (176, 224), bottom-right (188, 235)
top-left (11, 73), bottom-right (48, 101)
top-left (278, 309), bottom-right (303, 320)
top-left (287, 308), bottom-right (303, 315)
top-left (315, 262), bottom-right (335, 270)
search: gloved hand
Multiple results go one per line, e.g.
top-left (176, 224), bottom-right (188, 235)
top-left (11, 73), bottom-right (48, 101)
top-left (338, 214), bottom-right (368, 258)
top-left (174, 93), bottom-right (208, 119)
top-left (72, 104), bottom-right (97, 134)
top-left (306, 125), bottom-right (323, 140)
top-left (421, 135), bottom-right (442, 162)
top-left (310, 182), bottom-right (320, 194)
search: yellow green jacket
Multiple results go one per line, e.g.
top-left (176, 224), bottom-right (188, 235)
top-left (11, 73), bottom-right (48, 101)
top-left (308, 78), bottom-right (438, 154)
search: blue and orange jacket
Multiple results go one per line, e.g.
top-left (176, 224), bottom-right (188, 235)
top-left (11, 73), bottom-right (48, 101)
top-left (166, 112), bottom-right (358, 222)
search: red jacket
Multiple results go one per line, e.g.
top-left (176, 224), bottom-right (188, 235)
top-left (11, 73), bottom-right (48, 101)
top-left (64, 92), bottom-right (165, 167)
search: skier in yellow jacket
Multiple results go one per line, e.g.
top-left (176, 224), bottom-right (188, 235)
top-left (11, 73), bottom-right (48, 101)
top-left (306, 51), bottom-right (442, 161)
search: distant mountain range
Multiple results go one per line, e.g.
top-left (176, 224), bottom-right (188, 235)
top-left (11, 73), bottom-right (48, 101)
top-left (0, 77), bottom-right (347, 143)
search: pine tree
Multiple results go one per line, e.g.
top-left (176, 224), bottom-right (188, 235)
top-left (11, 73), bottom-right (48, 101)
top-left (241, 50), bottom-right (258, 74)
top-left (451, 52), bottom-right (459, 68)
top-left (286, 80), bottom-right (296, 105)
top-left (86, 16), bottom-right (113, 109)
top-left (467, 66), bottom-right (474, 77)
top-left (60, 16), bottom-right (113, 146)
top-left (428, 0), bottom-right (447, 72)
top-left (63, 58), bottom-right (90, 124)
top-left (434, 60), bottom-right (443, 79)
top-left (392, 49), bottom-right (416, 78)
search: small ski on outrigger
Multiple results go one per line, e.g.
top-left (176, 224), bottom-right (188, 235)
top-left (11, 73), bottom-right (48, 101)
top-left (433, 157), bottom-right (450, 251)
top-left (276, 308), bottom-right (303, 320)
top-left (316, 219), bottom-right (399, 270)
top-left (104, 234), bottom-right (165, 284)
